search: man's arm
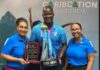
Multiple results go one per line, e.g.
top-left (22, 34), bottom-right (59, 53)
top-left (58, 43), bottom-right (67, 64)
top-left (62, 56), bottom-right (68, 70)
top-left (28, 8), bottom-right (32, 29)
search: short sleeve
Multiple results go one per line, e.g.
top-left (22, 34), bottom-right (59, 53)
top-left (59, 28), bottom-right (67, 44)
top-left (86, 41), bottom-right (95, 54)
top-left (1, 38), bottom-right (14, 55)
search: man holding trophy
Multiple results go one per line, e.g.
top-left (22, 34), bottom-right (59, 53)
top-left (30, 5), bottom-right (67, 70)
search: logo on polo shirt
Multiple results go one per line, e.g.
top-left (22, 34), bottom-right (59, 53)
top-left (54, 32), bottom-right (57, 36)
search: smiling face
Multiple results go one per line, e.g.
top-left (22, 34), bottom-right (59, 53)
top-left (71, 23), bottom-right (82, 39)
top-left (17, 21), bottom-right (28, 37)
top-left (42, 6), bottom-right (54, 26)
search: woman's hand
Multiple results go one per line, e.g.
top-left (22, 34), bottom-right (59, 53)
top-left (1, 53), bottom-right (29, 65)
top-left (18, 58), bottom-right (29, 64)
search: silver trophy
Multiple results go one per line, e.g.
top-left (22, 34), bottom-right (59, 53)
top-left (41, 24), bottom-right (57, 67)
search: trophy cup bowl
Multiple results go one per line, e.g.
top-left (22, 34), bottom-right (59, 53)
top-left (41, 24), bottom-right (48, 30)
top-left (24, 42), bottom-right (41, 64)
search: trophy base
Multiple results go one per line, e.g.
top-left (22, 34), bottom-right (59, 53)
top-left (41, 59), bottom-right (57, 67)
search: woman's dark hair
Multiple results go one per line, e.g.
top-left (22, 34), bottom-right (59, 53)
top-left (16, 17), bottom-right (28, 26)
top-left (71, 22), bottom-right (82, 30)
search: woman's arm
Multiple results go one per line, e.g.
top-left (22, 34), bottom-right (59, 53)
top-left (1, 53), bottom-right (29, 64)
top-left (86, 53), bottom-right (94, 70)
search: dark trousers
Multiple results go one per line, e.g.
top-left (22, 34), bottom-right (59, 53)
top-left (66, 65), bottom-right (87, 70)
top-left (25, 63), bottom-right (40, 70)
top-left (41, 65), bottom-right (57, 70)
top-left (40, 62), bottom-right (62, 70)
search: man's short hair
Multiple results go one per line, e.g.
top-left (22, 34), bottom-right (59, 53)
top-left (43, 5), bottom-right (53, 12)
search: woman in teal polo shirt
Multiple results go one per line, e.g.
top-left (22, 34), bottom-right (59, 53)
top-left (1, 18), bottom-right (29, 70)
top-left (64, 22), bottom-right (95, 70)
